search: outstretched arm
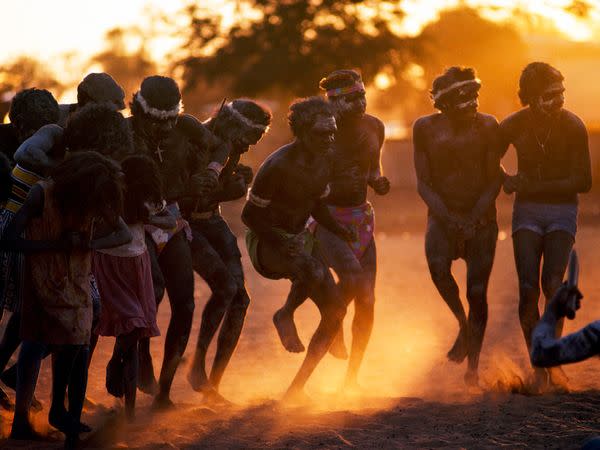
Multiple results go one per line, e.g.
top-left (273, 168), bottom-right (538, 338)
top-left (14, 124), bottom-right (64, 174)
top-left (531, 284), bottom-right (599, 367)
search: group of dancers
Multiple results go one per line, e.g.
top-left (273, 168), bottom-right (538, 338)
top-left (0, 60), bottom-right (591, 448)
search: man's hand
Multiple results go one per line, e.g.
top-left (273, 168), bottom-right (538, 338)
top-left (283, 234), bottom-right (305, 257)
top-left (547, 282), bottom-right (583, 320)
top-left (371, 176), bottom-right (390, 195)
top-left (234, 163), bottom-right (254, 185)
top-left (190, 170), bottom-right (219, 196)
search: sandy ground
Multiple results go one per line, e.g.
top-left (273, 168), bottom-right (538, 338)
top-left (1, 221), bottom-right (600, 449)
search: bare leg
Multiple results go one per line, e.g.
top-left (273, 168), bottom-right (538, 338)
top-left (513, 229), bottom-right (546, 389)
top-left (188, 228), bottom-right (237, 393)
top-left (344, 240), bottom-right (377, 389)
top-left (463, 223), bottom-right (497, 386)
top-left (541, 231), bottom-right (574, 390)
top-left (425, 217), bottom-right (468, 362)
top-left (154, 232), bottom-right (195, 409)
top-left (274, 280), bottom-right (308, 353)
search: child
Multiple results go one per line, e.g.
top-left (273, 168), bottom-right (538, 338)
top-left (1, 151), bottom-right (130, 448)
top-left (92, 155), bottom-right (171, 420)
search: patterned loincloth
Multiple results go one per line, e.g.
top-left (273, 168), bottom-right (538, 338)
top-left (144, 202), bottom-right (192, 255)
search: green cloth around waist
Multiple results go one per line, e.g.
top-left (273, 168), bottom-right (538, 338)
top-left (245, 228), bottom-right (315, 280)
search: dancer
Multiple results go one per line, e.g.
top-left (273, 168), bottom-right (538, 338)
top-left (185, 99), bottom-right (271, 403)
top-left (1, 152), bottom-right (128, 447)
top-left (413, 67), bottom-right (504, 385)
top-left (128, 75), bottom-right (230, 408)
top-left (243, 97), bottom-right (352, 401)
top-left (92, 155), bottom-right (166, 420)
top-left (500, 62), bottom-right (591, 391)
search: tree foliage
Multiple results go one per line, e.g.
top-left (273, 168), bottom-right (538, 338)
top-left (177, 0), bottom-right (421, 98)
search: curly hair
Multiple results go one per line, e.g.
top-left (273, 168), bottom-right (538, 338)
top-left (63, 102), bottom-right (133, 160)
top-left (8, 88), bottom-right (59, 133)
top-left (288, 96), bottom-right (334, 137)
top-left (318, 69), bottom-right (362, 91)
top-left (120, 155), bottom-right (163, 224)
top-left (51, 151), bottom-right (124, 222)
top-left (518, 62), bottom-right (564, 106)
top-left (431, 66), bottom-right (478, 110)
top-left (0, 153), bottom-right (12, 204)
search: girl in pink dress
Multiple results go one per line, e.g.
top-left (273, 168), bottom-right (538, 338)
top-left (92, 155), bottom-right (173, 419)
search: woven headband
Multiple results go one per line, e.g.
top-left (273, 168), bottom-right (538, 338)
top-left (432, 79), bottom-right (481, 102)
top-left (135, 92), bottom-right (183, 120)
top-left (326, 81), bottom-right (365, 98)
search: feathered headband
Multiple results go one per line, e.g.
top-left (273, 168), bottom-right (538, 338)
top-left (224, 102), bottom-right (270, 133)
top-left (135, 91), bottom-right (183, 120)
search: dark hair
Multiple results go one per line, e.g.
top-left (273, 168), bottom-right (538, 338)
top-left (0, 153), bottom-right (12, 203)
top-left (63, 102), bottom-right (133, 160)
top-left (51, 151), bottom-right (124, 223)
top-left (319, 69), bottom-right (362, 91)
top-left (431, 66), bottom-right (478, 110)
top-left (518, 62), bottom-right (564, 106)
top-left (212, 99), bottom-right (272, 144)
top-left (130, 75), bottom-right (182, 115)
top-left (288, 97), bottom-right (334, 137)
top-left (8, 88), bottom-right (59, 132)
top-left (120, 155), bottom-right (163, 224)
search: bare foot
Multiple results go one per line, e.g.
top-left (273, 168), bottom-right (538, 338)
top-left (281, 388), bottom-right (313, 407)
top-left (464, 369), bottom-right (479, 387)
top-left (152, 394), bottom-right (175, 411)
top-left (530, 368), bottom-right (550, 395)
top-left (328, 328), bottom-right (348, 360)
top-left (273, 309), bottom-right (305, 353)
top-left (548, 366), bottom-right (570, 393)
top-left (447, 326), bottom-right (468, 363)
top-left (187, 368), bottom-right (210, 393)
top-left (138, 353), bottom-right (158, 395)
top-left (203, 388), bottom-right (235, 407)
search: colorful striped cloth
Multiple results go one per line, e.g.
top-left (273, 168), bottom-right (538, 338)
top-left (5, 164), bottom-right (44, 213)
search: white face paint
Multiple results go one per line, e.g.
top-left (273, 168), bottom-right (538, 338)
top-left (331, 91), bottom-right (367, 119)
top-left (535, 81), bottom-right (565, 118)
top-left (302, 115), bottom-right (337, 154)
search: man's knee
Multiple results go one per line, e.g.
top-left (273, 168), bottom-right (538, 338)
top-left (541, 273), bottom-right (563, 300)
top-left (231, 288), bottom-right (251, 312)
top-left (518, 281), bottom-right (540, 304)
top-left (209, 269), bottom-right (238, 304)
top-left (427, 258), bottom-right (452, 284)
top-left (466, 283), bottom-right (486, 304)
top-left (171, 296), bottom-right (195, 319)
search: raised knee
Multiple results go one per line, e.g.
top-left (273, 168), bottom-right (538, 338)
top-left (173, 298), bottom-right (195, 318)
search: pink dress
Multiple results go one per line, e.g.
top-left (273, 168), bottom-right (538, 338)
top-left (92, 224), bottom-right (159, 338)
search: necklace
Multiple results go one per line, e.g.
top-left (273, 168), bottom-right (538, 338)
top-left (530, 111), bottom-right (554, 154)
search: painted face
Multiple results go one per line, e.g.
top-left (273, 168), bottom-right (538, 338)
top-left (233, 127), bottom-right (265, 154)
top-left (301, 115), bottom-right (337, 154)
top-left (141, 113), bottom-right (177, 140)
top-left (332, 90), bottom-right (367, 119)
top-left (444, 84), bottom-right (480, 121)
top-left (534, 82), bottom-right (565, 118)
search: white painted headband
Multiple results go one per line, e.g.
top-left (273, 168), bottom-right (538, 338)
top-left (225, 103), bottom-right (270, 133)
top-left (135, 92), bottom-right (183, 120)
top-left (432, 79), bottom-right (481, 102)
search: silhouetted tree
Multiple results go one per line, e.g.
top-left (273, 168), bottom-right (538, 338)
top-left (177, 0), bottom-right (421, 98)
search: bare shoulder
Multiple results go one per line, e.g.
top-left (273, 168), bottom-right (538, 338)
top-left (257, 143), bottom-right (295, 175)
top-left (561, 109), bottom-right (587, 132)
top-left (413, 113), bottom-right (441, 132)
top-left (362, 114), bottom-right (385, 132)
top-left (499, 108), bottom-right (527, 130)
top-left (476, 112), bottom-right (499, 129)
